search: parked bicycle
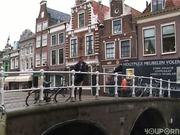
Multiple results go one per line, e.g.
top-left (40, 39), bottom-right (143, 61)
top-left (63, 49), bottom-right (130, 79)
top-left (25, 81), bottom-right (69, 106)
top-left (135, 77), bottom-right (150, 97)
top-left (135, 77), bottom-right (161, 97)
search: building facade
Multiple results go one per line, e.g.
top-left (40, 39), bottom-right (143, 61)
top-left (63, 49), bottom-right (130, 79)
top-left (66, 0), bottom-right (109, 91)
top-left (19, 29), bottom-right (35, 71)
top-left (34, 0), bottom-right (70, 72)
top-left (131, 0), bottom-right (180, 81)
top-left (100, 0), bottom-right (140, 76)
top-left (48, 22), bottom-right (68, 87)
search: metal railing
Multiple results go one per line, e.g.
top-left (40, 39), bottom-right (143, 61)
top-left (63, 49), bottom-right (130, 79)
top-left (0, 69), bottom-right (180, 107)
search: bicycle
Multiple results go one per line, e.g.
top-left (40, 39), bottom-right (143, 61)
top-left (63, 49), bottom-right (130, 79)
top-left (25, 82), bottom-right (68, 106)
top-left (135, 77), bottom-right (150, 97)
top-left (135, 78), bottom-right (161, 97)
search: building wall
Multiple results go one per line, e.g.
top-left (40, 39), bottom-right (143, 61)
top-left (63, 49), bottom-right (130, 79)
top-left (137, 14), bottom-right (180, 61)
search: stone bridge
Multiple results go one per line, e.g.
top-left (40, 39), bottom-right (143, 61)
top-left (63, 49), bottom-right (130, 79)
top-left (3, 98), bottom-right (180, 135)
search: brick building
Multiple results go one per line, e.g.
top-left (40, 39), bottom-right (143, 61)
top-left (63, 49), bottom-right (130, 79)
top-left (34, 0), bottom-right (70, 71)
top-left (34, 0), bottom-right (70, 86)
top-left (100, 0), bottom-right (140, 89)
top-left (124, 0), bottom-right (180, 81)
top-left (48, 22), bottom-right (69, 87)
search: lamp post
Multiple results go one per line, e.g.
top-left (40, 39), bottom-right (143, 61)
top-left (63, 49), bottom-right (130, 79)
top-left (97, 21), bottom-right (104, 94)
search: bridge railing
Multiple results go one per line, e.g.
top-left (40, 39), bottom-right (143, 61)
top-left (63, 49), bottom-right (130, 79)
top-left (0, 69), bottom-right (180, 106)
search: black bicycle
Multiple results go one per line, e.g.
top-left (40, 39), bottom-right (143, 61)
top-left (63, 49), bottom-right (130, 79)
top-left (25, 83), bottom-right (68, 106)
top-left (135, 77), bottom-right (150, 97)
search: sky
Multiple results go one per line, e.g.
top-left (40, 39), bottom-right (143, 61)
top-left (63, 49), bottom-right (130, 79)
top-left (0, 0), bottom-right (150, 51)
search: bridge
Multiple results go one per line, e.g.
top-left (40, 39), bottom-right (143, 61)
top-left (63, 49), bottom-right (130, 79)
top-left (0, 70), bottom-right (180, 135)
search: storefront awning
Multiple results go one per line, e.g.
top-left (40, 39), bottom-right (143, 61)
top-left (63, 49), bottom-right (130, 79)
top-left (5, 75), bottom-right (32, 83)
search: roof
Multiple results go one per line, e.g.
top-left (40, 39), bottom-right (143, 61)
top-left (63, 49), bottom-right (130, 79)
top-left (124, 4), bottom-right (141, 17)
top-left (47, 8), bottom-right (70, 24)
top-left (137, 0), bottom-right (180, 19)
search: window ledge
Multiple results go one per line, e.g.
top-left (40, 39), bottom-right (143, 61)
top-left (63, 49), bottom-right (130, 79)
top-left (143, 54), bottom-right (157, 57)
top-left (161, 51), bottom-right (176, 55)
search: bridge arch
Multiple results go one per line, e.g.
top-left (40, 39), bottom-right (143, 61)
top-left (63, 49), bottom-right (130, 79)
top-left (42, 119), bottom-right (108, 135)
top-left (130, 107), bottom-right (166, 135)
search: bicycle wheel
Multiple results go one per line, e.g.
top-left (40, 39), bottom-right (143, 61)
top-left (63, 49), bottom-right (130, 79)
top-left (25, 90), bottom-right (39, 106)
top-left (142, 88), bottom-right (150, 97)
top-left (135, 88), bottom-right (143, 97)
top-left (54, 88), bottom-right (67, 103)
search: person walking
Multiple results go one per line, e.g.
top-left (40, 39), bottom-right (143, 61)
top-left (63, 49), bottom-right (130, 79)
top-left (73, 56), bottom-right (88, 101)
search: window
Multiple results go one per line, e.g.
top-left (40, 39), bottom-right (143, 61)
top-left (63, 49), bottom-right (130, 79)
top-left (121, 40), bottom-right (131, 58)
top-left (51, 50), bottom-right (56, 65)
top-left (143, 27), bottom-right (156, 55)
top-left (41, 11), bottom-right (44, 18)
top-left (51, 34), bottom-right (57, 46)
top-left (59, 33), bottom-right (64, 44)
top-left (36, 36), bottom-right (41, 48)
top-left (78, 12), bottom-right (85, 28)
top-left (70, 38), bottom-right (78, 57)
top-left (26, 47), bottom-right (30, 54)
top-left (86, 35), bottom-right (94, 55)
top-left (112, 19), bottom-right (122, 34)
top-left (42, 34), bottom-right (47, 46)
top-left (43, 21), bottom-right (48, 30)
top-left (152, 0), bottom-right (165, 12)
top-left (30, 46), bottom-right (33, 54)
top-left (162, 23), bottom-right (176, 54)
top-left (59, 49), bottom-right (64, 64)
top-left (26, 60), bottom-right (29, 69)
top-left (11, 58), bottom-right (15, 69)
top-left (55, 75), bottom-right (63, 87)
top-left (105, 42), bottom-right (115, 59)
top-left (30, 57), bottom-right (33, 68)
top-left (37, 23), bottom-right (41, 32)
top-left (36, 53), bottom-right (40, 67)
top-left (42, 52), bottom-right (47, 66)
top-left (15, 57), bottom-right (19, 68)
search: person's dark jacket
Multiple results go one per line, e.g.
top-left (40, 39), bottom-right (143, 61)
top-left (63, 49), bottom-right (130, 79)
top-left (73, 61), bottom-right (88, 84)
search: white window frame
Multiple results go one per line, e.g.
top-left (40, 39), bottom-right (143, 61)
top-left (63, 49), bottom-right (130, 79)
top-left (11, 58), bottom-right (15, 69)
top-left (112, 18), bottom-right (122, 35)
top-left (70, 37), bottom-right (78, 58)
top-left (151, 0), bottom-right (165, 12)
top-left (51, 34), bottom-right (57, 46)
top-left (78, 11), bottom-right (85, 28)
top-left (15, 57), bottom-right (19, 68)
top-left (58, 32), bottom-right (65, 44)
top-left (35, 53), bottom-right (40, 67)
top-left (36, 36), bottom-right (41, 48)
top-left (58, 48), bottom-right (64, 65)
top-left (43, 21), bottom-right (48, 30)
top-left (37, 23), bottom-right (42, 32)
top-left (42, 52), bottom-right (47, 66)
top-left (105, 41), bottom-right (115, 60)
top-left (161, 22), bottom-right (176, 55)
top-left (142, 26), bottom-right (156, 56)
top-left (85, 33), bottom-right (94, 56)
top-left (120, 39), bottom-right (131, 59)
top-left (41, 11), bottom-right (44, 18)
top-left (42, 33), bottom-right (47, 47)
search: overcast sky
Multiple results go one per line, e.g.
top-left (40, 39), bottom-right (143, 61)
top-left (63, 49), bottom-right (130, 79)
top-left (0, 0), bottom-right (150, 51)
